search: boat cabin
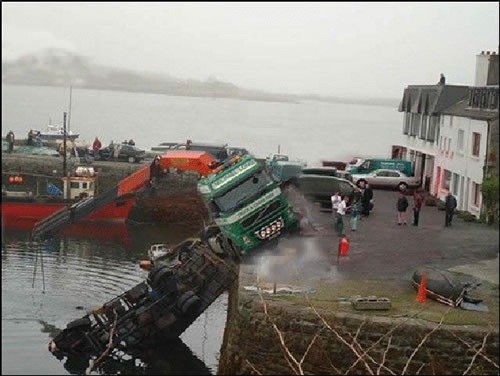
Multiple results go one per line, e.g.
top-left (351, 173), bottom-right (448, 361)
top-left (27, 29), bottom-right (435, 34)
top-left (62, 167), bottom-right (97, 200)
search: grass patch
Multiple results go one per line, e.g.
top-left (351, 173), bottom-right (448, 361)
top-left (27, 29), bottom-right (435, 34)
top-left (239, 277), bottom-right (499, 327)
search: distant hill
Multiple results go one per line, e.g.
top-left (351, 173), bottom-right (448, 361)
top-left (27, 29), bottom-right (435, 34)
top-left (2, 48), bottom-right (399, 107)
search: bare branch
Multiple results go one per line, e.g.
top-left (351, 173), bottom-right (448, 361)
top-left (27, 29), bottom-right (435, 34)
top-left (444, 328), bottom-right (499, 369)
top-left (299, 331), bottom-right (320, 365)
top-left (463, 332), bottom-right (490, 375)
top-left (245, 359), bottom-right (263, 375)
top-left (259, 292), bottom-right (301, 374)
top-left (401, 309), bottom-right (450, 375)
top-left (415, 362), bottom-right (426, 375)
top-left (345, 307), bottom-right (432, 375)
top-left (304, 294), bottom-right (374, 375)
top-left (86, 310), bottom-right (118, 374)
top-left (376, 335), bottom-right (392, 375)
top-left (353, 319), bottom-right (366, 342)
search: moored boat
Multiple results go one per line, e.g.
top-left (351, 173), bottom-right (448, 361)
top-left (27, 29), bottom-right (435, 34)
top-left (1, 167), bottom-right (134, 230)
top-left (36, 124), bottom-right (80, 142)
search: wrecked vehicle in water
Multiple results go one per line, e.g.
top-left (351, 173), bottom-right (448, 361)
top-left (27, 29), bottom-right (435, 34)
top-left (49, 235), bottom-right (240, 358)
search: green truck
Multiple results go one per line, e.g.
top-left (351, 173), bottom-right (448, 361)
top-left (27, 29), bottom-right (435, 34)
top-left (197, 154), bottom-right (298, 254)
top-left (347, 158), bottom-right (413, 176)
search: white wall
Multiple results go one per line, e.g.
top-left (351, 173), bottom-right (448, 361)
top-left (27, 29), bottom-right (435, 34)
top-left (434, 115), bottom-right (488, 217)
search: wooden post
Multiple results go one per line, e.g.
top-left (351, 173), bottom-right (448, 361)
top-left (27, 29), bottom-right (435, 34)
top-left (63, 112), bottom-right (69, 200)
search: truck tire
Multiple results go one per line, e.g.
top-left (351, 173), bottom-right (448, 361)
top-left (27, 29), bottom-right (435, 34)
top-left (177, 291), bottom-right (201, 315)
top-left (128, 156), bottom-right (135, 163)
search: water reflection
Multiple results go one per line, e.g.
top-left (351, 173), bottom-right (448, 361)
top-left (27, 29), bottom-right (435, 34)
top-left (38, 318), bottom-right (211, 375)
top-left (2, 222), bottom-right (225, 375)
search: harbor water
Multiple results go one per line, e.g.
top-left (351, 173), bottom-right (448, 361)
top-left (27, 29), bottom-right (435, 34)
top-left (2, 83), bottom-right (405, 374)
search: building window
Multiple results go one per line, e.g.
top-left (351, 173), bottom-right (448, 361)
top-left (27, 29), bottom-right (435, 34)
top-left (420, 114), bottom-right (428, 139)
top-left (473, 182), bottom-right (481, 206)
top-left (472, 132), bottom-right (481, 157)
top-left (457, 129), bottom-right (464, 151)
top-left (449, 117), bottom-right (453, 127)
top-left (82, 182), bottom-right (88, 189)
top-left (427, 115), bottom-right (439, 142)
top-left (439, 136), bottom-right (443, 150)
top-left (70, 182), bottom-right (79, 189)
top-left (442, 170), bottom-right (451, 190)
top-left (452, 173), bottom-right (459, 196)
top-left (403, 112), bottom-right (410, 135)
top-left (410, 113), bottom-right (419, 136)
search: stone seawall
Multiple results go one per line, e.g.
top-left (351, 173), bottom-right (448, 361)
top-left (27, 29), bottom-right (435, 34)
top-left (219, 292), bottom-right (499, 375)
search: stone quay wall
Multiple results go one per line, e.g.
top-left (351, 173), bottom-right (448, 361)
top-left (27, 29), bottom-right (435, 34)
top-left (219, 291), bottom-right (499, 375)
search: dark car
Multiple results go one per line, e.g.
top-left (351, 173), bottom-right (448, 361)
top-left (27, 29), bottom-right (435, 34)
top-left (302, 167), bottom-right (353, 182)
top-left (295, 174), bottom-right (356, 211)
top-left (94, 143), bottom-right (146, 163)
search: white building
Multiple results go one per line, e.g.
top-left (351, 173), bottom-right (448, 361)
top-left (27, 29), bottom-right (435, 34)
top-left (399, 50), bottom-right (499, 219)
top-left (398, 83), bottom-right (468, 192)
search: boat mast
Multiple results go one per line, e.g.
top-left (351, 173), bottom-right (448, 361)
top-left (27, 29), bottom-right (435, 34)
top-left (68, 86), bottom-right (72, 134)
top-left (63, 112), bottom-right (68, 199)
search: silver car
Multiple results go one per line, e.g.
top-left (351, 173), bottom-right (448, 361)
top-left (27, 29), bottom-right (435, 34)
top-left (353, 169), bottom-right (421, 191)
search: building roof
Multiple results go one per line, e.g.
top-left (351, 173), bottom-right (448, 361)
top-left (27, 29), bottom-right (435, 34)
top-left (441, 97), bottom-right (499, 121)
top-left (398, 84), bottom-right (469, 114)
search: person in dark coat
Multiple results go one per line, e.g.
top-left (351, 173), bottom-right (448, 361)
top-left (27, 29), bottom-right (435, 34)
top-left (360, 181), bottom-right (373, 217)
top-left (6, 130), bottom-right (15, 153)
top-left (149, 156), bottom-right (162, 185)
top-left (397, 191), bottom-right (409, 225)
top-left (412, 189), bottom-right (424, 226)
top-left (445, 191), bottom-right (457, 227)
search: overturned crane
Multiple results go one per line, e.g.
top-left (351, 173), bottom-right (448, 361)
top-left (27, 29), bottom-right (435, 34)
top-left (43, 150), bottom-right (298, 361)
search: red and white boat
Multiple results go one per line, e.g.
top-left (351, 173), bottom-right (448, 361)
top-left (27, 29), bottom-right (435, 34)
top-left (1, 167), bottom-right (135, 231)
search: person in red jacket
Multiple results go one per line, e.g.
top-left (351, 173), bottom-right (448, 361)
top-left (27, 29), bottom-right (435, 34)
top-left (412, 188), bottom-right (424, 226)
top-left (92, 137), bottom-right (102, 152)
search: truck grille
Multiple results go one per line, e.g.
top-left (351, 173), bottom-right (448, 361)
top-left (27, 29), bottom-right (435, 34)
top-left (255, 217), bottom-right (284, 240)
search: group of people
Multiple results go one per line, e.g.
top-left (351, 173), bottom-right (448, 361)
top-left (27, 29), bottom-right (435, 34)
top-left (396, 188), bottom-right (457, 227)
top-left (332, 181), bottom-right (458, 236)
top-left (331, 181), bottom-right (374, 236)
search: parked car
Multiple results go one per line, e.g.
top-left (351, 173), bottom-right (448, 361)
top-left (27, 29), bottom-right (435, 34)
top-left (93, 143), bottom-right (146, 163)
top-left (294, 174), bottom-right (356, 211)
top-left (302, 167), bottom-right (353, 182)
top-left (353, 169), bottom-right (421, 191)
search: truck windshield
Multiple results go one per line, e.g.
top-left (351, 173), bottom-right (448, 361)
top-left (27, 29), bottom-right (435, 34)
top-left (214, 171), bottom-right (272, 212)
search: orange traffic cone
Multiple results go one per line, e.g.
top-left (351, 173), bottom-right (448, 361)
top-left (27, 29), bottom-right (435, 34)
top-left (416, 271), bottom-right (427, 303)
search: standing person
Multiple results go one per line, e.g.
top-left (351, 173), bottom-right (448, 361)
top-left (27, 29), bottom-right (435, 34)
top-left (27, 129), bottom-right (34, 146)
top-left (396, 191), bottom-right (409, 225)
top-left (92, 137), bottom-right (102, 153)
top-left (412, 189), bottom-right (424, 226)
top-left (6, 130), bottom-right (15, 153)
top-left (335, 195), bottom-right (349, 236)
top-left (360, 181), bottom-right (373, 217)
top-left (445, 191), bottom-right (457, 227)
top-left (331, 191), bottom-right (341, 217)
top-left (34, 132), bottom-right (42, 147)
top-left (350, 187), bottom-right (362, 231)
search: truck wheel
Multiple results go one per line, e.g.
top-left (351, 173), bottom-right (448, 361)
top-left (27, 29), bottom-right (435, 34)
top-left (128, 156), bottom-right (135, 163)
top-left (177, 291), bottom-right (201, 314)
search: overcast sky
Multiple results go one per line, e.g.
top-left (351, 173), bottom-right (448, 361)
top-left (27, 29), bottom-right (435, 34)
top-left (2, 2), bottom-right (499, 98)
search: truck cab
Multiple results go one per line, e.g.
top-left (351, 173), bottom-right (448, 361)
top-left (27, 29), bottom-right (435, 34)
top-left (198, 154), bottom-right (298, 253)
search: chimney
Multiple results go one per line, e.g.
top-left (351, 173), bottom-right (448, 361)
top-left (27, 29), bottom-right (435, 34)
top-left (475, 50), bottom-right (499, 86)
